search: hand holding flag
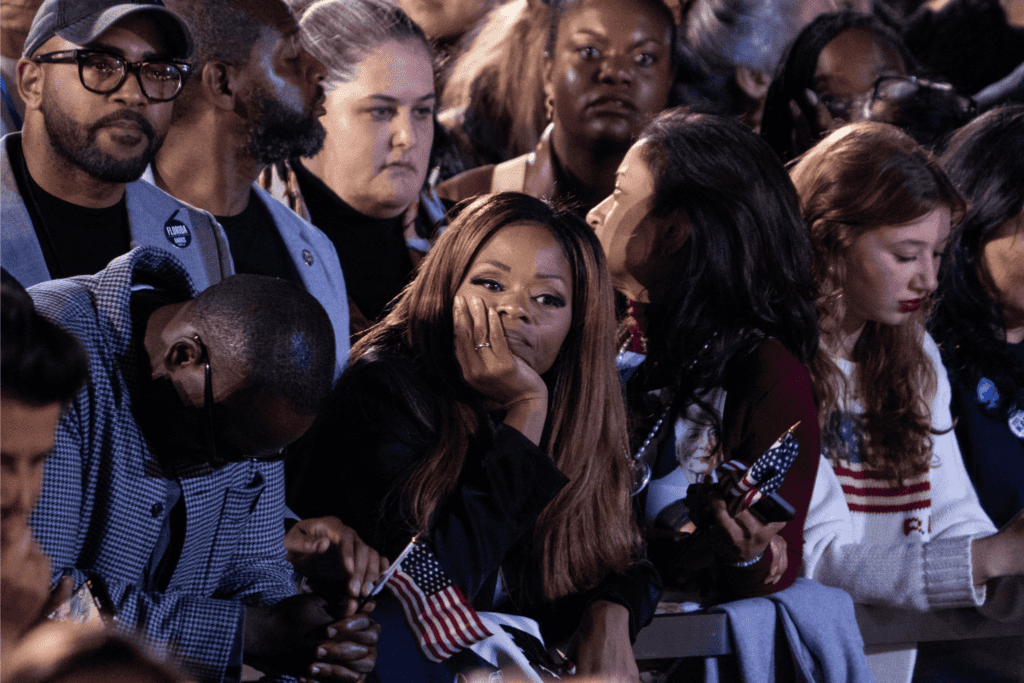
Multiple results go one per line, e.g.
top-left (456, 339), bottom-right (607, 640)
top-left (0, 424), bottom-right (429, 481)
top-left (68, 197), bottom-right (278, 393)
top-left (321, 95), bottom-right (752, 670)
top-left (714, 421), bottom-right (800, 516)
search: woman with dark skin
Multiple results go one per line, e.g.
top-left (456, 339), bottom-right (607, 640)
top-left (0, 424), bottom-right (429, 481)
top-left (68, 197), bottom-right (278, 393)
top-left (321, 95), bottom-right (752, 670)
top-left (587, 110), bottom-right (822, 599)
top-left (289, 193), bottom-right (657, 683)
top-left (438, 0), bottom-right (674, 216)
top-left (760, 11), bottom-right (915, 162)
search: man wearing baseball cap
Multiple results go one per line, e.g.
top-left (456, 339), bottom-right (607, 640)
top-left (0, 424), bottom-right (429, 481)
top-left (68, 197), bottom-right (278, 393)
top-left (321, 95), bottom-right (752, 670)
top-left (0, 0), bottom-right (233, 291)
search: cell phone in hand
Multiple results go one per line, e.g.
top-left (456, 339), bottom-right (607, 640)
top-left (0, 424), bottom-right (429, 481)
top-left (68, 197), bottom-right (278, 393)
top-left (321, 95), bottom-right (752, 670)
top-left (748, 491), bottom-right (796, 524)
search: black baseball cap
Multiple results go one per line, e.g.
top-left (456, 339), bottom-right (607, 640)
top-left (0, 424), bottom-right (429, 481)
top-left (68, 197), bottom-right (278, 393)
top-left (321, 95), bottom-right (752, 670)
top-left (23, 0), bottom-right (193, 60)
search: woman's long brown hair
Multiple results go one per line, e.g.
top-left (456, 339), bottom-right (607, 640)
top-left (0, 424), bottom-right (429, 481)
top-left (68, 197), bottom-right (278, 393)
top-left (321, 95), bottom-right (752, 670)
top-left (352, 192), bottom-right (636, 601)
top-left (790, 122), bottom-right (965, 485)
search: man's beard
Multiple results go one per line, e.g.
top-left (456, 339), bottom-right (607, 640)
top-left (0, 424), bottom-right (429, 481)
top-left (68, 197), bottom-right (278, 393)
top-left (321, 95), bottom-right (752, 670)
top-left (41, 98), bottom-right (163, 183)
top-left (245, 83), bottom-right (326, 166)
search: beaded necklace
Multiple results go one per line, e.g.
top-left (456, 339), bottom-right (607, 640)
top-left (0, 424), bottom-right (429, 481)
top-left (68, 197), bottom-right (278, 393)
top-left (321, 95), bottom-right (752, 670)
top-left (621, 334), bottom-right (716, 495)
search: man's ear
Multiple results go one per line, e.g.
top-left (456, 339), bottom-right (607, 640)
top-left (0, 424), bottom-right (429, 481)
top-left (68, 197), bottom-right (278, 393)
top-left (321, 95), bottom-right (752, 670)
top-left (17, 58), bottom-right (45, 111)
top-left (201, 62), bottom-right (237, 111)
top-left (735, 66), bottom-right (770, 102)
top-left (165, 336), bottom-right (204, 371)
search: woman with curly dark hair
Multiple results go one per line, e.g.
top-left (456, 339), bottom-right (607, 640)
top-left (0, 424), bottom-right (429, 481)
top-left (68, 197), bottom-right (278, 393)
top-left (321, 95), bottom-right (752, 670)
top-left (931, 104), bottom-right (1024, 529)
top-left (587, 109), bottom-right (822, 599)
top-left (791, 120), bottom-right (1024, 680)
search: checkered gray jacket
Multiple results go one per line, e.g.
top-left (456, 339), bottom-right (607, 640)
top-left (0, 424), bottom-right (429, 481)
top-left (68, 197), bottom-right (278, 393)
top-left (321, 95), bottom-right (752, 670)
top-left (29, 247), bottom-right (295, 682)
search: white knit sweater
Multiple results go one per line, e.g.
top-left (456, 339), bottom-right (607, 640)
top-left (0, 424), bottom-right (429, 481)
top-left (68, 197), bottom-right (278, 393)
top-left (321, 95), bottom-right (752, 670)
top-left (802, 332), bottom-right (995, 611)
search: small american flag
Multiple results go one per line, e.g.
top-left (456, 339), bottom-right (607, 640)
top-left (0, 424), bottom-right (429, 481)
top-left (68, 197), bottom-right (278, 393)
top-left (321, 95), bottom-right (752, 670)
top-left (718, 422), bottom-right (800, 509)
top-left (385, 540), bottom-right (490, 662)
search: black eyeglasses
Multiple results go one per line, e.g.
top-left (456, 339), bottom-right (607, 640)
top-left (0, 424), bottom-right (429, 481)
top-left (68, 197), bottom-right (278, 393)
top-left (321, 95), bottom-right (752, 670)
top-left (193, 336), bottom-right (286, 464)
top-left (815, 74), bottom-right (977, 123)
top-left (32, 49), bottom-right (192, 102)
top-left (193, 336), bottom-right (218, 462)
top-left (870, 75), bottom-right (977, 118)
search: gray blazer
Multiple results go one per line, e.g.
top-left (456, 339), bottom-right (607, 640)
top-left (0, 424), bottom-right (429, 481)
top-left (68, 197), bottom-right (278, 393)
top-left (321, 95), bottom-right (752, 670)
top-left (137, 165), bottom-right (351, 379)
top-left (251, 182), bottom-right (350, 379)
top-left (1, 133), bottom-right (234, 292)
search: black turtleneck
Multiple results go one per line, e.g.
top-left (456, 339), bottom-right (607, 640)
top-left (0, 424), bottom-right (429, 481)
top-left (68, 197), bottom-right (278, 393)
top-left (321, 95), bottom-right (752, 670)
top-left (291, 159), bottom-right (414, 323)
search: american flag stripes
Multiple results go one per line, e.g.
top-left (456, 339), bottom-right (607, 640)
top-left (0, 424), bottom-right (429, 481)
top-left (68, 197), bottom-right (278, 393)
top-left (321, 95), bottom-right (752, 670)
top-left (385, 540), bottom-right (490, 662)
top-left (833, 462), bottom-right (932, 514)
top-left (716, 422), bottom-right (801, 509)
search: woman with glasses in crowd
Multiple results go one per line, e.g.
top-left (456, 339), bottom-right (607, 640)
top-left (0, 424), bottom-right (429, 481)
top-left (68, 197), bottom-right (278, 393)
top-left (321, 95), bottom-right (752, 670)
top-left (791, 121), bottom-right (1024, 679)
top-left (288, 192), bottom-right (659, 682)
top-left (760, 10), bottom-right (975, 161)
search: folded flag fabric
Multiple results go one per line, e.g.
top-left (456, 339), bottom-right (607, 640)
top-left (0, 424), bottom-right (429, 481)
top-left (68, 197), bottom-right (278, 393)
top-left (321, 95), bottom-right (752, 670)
top-left (385, 539), bottom-right (490, 662)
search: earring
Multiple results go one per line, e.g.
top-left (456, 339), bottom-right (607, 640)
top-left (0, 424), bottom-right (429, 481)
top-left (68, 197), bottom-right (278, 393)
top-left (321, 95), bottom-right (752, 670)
top-left (545, 93), bottom-right (554, 122)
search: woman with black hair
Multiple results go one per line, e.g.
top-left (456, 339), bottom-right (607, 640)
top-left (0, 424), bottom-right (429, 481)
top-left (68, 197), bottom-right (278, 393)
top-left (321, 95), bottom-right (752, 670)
top-left (587, 109), bottom-right (822, 598)
top-left (931, 104), bottom-right (1024, 529)
top-left (761, 9), bottom-right (980, 161)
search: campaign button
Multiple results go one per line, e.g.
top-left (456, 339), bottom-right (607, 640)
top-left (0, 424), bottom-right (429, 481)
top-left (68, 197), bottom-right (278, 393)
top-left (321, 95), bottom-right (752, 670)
top-left (164, 218), bottom-right (192, 248)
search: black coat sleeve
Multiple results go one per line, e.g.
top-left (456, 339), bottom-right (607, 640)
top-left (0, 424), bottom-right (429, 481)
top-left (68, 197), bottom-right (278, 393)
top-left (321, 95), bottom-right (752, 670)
top-left (286, 354), bottom-right (568, 602)
top-left (528, 559), bottom-right (662, 643)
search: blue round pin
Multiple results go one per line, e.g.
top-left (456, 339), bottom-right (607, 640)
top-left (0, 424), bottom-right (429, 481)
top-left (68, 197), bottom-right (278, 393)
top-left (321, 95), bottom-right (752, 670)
top-left (1009, 408), bottom-right (1024, 439)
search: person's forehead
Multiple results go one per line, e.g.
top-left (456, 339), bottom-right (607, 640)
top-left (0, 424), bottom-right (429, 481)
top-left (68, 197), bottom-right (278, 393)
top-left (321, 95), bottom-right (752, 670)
top-left (252, 1), bottom-right (299, 37)
top-left (247, 17), bottom-right (301, 63)
top-left (477, 222), bottom-right (571, 273)
top-left (620, 141), bottom-right (649, 175)
top-left (344, 39), bottom-right (435, 95)
top-left (864, 207), bottom-right (952, 246)
top-left (0, 397), bottom-right (62, 458)
top-left (815, 29), bottom-right (903, 78)
top-left (560, 0), bottom-right (671, 41)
